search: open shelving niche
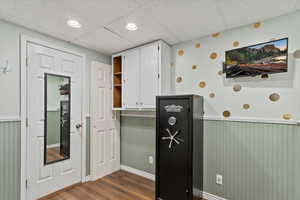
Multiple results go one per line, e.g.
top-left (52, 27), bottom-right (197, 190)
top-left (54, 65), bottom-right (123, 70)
top-left (113, 56), bottom-right (122, 109)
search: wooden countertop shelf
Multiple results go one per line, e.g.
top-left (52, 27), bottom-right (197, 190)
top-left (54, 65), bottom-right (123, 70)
top-left (113, 55), bottom-right (122, 109)
top-left (114, 72), bottom-right (122, 75)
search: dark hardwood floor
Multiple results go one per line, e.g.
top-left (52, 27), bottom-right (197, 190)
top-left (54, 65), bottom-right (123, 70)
top-left (40, 170), bottom-right (204, 200)
top-left (40, 170), bottom-right (155, 200)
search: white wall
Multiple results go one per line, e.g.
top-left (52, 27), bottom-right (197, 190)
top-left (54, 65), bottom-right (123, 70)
top-left (173, 11), bottom-right (300, 122)
top-left (0, 19), bottom-right (110, 119)
top-left (0, 21), bottom-right (20, 118)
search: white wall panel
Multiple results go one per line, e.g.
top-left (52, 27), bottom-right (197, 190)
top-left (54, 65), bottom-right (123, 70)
top-left (0, 19), bottom-right (109, 120)
top-left (0, 23), bottom-right (20, 118)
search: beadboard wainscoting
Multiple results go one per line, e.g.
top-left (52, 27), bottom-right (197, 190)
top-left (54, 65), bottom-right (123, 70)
top-left (0, 117), bottom-right (92, 200)
top-left (121, 116), bottom-right (300, 200)
top-left (0, 121), bottom-right (21, 200)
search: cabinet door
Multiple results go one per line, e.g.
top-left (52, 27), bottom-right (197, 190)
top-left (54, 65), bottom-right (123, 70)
top-left (123, 49), bottom-right (140, 109)
top-left (140, 43), bottom-right (159, 108)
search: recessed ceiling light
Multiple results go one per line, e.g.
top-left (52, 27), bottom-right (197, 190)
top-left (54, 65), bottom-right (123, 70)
top-left (67, 19), bottom-right (82, 28)
top-left (126, 23), bottom-right (138, 31)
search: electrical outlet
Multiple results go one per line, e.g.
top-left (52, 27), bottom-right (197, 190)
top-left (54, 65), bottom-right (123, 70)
top-left (216, 174), bottom-right (223, 185)
top-left (148, 156), bottom-right (153, 164)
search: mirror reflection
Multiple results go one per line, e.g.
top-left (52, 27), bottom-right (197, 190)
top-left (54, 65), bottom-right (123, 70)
top-left (45, 73), bottom-right (71, 164)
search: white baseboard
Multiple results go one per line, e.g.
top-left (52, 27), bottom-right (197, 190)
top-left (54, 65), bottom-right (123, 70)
top-left (47, 143), bottom-right (60, 148)
top-left (120, 165), bottom-right (226, 200)
top-left (84, 176), bottom-right (91, 182)
top-left (203, 191), bottom-right (227, 200)
top-left (193, 188), bottom-right (203, 198)
top-left (120, 165), bottom-right (155, 181)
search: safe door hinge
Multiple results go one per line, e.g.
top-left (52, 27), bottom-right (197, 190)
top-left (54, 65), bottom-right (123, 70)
top-left (26, 118), bottom-right (29, 127)
top-left (158, 73), bottom-right (160, 79)
top-left (158, 45), bottom-right (160, 52)
top-left (25, 180), bottom-right (28, 189)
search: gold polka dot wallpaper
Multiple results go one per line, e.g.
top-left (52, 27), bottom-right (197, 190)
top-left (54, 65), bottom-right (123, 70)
top-left (173, 15), bottom-right (299, 121)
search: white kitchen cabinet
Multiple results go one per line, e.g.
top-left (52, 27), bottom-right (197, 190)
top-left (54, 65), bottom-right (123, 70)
top-left (123, 49), bottom-right (140, 109)
top-left (139, 43), bottom-right (159, 109)
top-left (112, 40), bottom-right (172, 110)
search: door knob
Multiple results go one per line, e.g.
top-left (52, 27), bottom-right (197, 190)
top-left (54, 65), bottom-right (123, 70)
top-left (76, 124), bottom-right (82, 129)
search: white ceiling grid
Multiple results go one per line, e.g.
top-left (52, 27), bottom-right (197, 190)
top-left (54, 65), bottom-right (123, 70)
top-left (0, 0), bottom-right (299, 54)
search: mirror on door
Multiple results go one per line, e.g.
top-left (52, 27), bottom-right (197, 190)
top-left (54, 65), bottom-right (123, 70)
top-left (44, 73), bottom-right (71, 165)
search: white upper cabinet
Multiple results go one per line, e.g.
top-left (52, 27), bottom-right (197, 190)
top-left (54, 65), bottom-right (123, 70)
top-left (140, 43), bottom-right (159, 109)
top-left (123, 49), bottom-right (140, 108)
top-left (112, 40), bottom-right (172, 110)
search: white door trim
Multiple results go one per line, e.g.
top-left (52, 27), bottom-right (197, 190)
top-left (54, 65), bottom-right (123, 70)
top-left (20, 35), bottom-right (87, 200)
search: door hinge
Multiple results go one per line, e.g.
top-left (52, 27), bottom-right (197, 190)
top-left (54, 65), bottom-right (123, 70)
top-left (26, 118), bottom-right (29, 127)
top-left (25, 180), bottom-right (28, 189)
top-left (158, 73), bottom-right (160, 79)
top-left (158, 46), bottom-right (160, 51)
top-left (26, 57), bottom-right (28, 67)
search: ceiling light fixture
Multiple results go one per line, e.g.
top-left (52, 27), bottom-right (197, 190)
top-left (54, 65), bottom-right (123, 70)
top-left (126, 23), bottom-right (138, 31)
top-left (67, 19), bottom-right (82, 28)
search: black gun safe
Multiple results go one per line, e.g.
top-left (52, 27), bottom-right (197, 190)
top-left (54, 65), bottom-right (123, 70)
top-left (156, 95), bottom-right (204, 200)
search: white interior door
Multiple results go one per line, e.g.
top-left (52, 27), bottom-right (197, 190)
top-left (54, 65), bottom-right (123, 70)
top-left (27, 43), bottom-right (83, 199)
top-left (123, 49), bottom-right (140, 109)
top-left (140, 43), bottom-right (159, 108)
top-left (90, 61), bottom-right (120, 181)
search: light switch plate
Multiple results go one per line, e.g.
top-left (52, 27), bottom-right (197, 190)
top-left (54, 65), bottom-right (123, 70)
top-left (216, 174), bottom-right (223, 185)
top-left (148, 156), bottom-right (154, 164)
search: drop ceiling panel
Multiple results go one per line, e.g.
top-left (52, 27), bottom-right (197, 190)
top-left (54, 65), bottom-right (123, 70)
top-left (0, 0), bottom-right (15, 11)
top-left (241, 0), bottom-right (297, 15)
top-left (106, 5), bottom-right (180, 46)
top-left (217, 0), bottom-right (298, 29)
top-left (0, 0), bottom-right (16, 21)
top-left (2, 0), bottom-right (95, 41)
top-left (212, 0), bottom-right (255, 28)
top-left (296, 0), bottom-right (300, 9)
top-left (145, 0), bottom-right (227, 41)
top-left (74, 28), bottom-right (132, 54)
top-left (0, 0), bottom-right (299, 54)
top-left (132, 0), bottom-right (155, 6)
top-left (52, 0), bottom-right (139, 27)
top-left (1, 0), bottom-right (140, 42)
top-left (6, 15), bottom-right (79, 43)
